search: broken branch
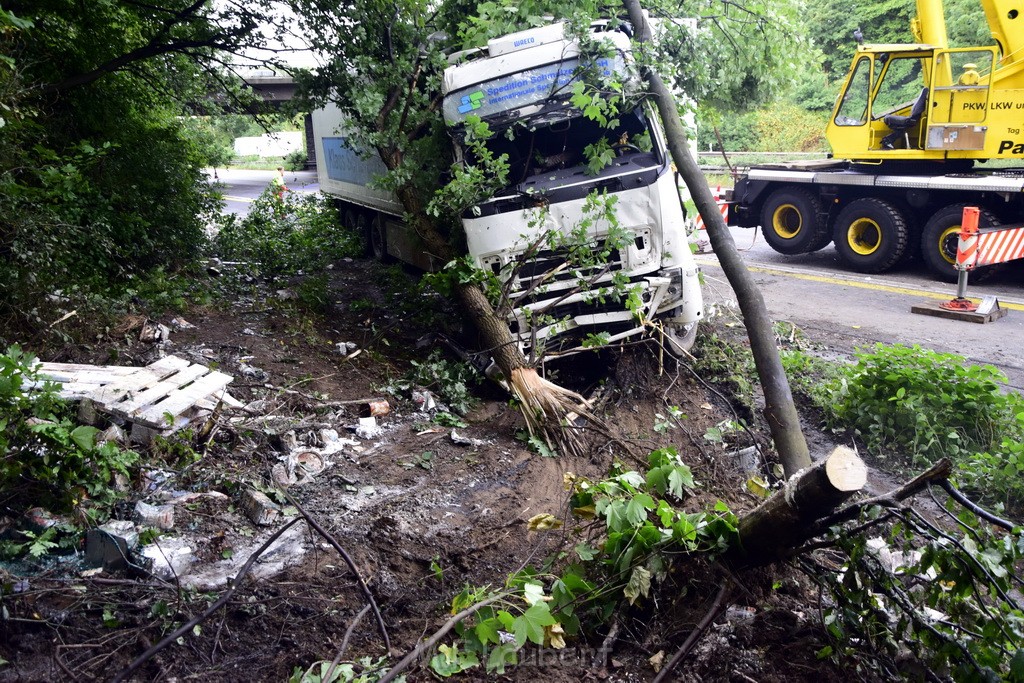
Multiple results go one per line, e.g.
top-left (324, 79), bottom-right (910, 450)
top-left (283, 492), bottom-right (391, 653)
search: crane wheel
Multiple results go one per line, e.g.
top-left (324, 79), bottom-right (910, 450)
top-left (758, 188), bottom-right (828, 255)
top-left (832, 198), bottom-right (908, 273)
top-left (921, 204), bottom-right (1002, 283)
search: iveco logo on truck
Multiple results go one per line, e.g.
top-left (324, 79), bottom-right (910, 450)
top-left (513, 37), bottom-right (535, 47)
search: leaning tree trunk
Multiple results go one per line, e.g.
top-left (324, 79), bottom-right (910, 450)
top-left (390, 170), bottom-right (596, 456)
top-left (620, 0), bottom-right (811, 477)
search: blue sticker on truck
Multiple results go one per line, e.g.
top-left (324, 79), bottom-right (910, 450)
top-left (322, 137), bottom-right (389, 185)
top-left (443, 56), bottom-right (622, 124)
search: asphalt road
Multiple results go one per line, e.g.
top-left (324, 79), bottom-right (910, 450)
top-left (696, 225), bottom-right (1024, 391)
top-left (211, 169), bottom-right (1024, 390)
top-left (211, 168), bottom-right (320, 215)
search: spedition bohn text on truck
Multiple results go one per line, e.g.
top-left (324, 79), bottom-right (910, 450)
top-left (312, 21), bottom-right (703, 359)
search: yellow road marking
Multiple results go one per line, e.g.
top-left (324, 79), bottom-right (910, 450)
top-left (695, 258), bottom-right (1024, 312)
top-left (222, 195), bottom-right (255, 203)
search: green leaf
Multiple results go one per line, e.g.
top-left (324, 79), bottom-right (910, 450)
top-left (512, 603), bottom-right (556, 646)
top-left (624, 494), bottom-right (654, 527)
top-left (1009, 649), bottom-right (1024, 682)
top-left (623, 566), bottom-right (652, 605)
top-left (668, 466), bottom-right (694, 498)
top-left (430, 643), bottom-right (479, 677)
top-left (575, 543), bottom-right (597, 561)
top-left (475, 617), bottom-right (500, 646)
top-left (69, 425), bottom-right (99, 452)
top-left (485, 643), bottom-right (518, 674)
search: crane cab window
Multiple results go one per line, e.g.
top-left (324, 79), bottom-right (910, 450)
top-left (930, 49), bottom-right (995, 125)
top-left (871, 56), bottom-right (925, 119)
top-left (834, 57), bottom-right (872, 126)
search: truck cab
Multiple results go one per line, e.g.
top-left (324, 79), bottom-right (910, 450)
top-left (441, 22), bottom-right (703, 358)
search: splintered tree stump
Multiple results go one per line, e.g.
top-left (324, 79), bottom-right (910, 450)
top-left (730, 446), bottom-right (867, 566)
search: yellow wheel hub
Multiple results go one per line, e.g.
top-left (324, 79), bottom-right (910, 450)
top-left (938, 225), bottom-right (961, 265)
top-left (772, 204), bottom-right (802, 239)
top-left (847, 218), bottom-right (881, 256)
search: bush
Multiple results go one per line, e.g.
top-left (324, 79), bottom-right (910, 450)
top-left (820, 343), bottom-right (1024, 515)
top-left (213, 190), bottom-right (363, 276)
top-left (824, 344), bottom-right (1017, 464)
top-left (285, 149), bottom-right (308, 171)
top-left (0, 345), bottom-right (138, 521)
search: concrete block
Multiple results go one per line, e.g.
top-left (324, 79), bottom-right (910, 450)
top-left (241, 489), bottom-right (280, 526)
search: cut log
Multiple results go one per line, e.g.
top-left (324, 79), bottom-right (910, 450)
top-left (729, 446), bottom-right (867, 566)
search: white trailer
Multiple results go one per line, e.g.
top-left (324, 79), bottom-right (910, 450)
top-left (312, 21), bottom-right (703, 357)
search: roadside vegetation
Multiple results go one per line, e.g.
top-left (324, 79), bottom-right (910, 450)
top-left (784, 343), bottom-right (1024, 515)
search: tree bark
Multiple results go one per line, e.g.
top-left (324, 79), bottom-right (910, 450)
top-left (728, 446), bottom-right (867, 566)
top-left (621, 0), bottom-right (811, 477)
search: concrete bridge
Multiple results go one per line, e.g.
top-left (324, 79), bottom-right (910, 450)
top-left (234, 69), bottom-right (315, 168)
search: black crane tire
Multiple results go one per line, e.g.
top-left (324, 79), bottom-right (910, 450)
top-left (921, 204), bottom-right (1002, 283)
top-left (758, 188), bottom-right (826, 255)
top-left (832, 198), bottom-right (908, 273)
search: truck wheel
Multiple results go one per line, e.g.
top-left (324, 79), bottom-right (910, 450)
top-left (759, 188), bottom-right (827, 254)
top-left (365, 213), bottom-right (390, 262)
top-left (921, 204), bottom-right (1001, 283)
top-left (832, 198), bottom-right (908, 273)
top-left (663, 321), bottom-right (699, 357)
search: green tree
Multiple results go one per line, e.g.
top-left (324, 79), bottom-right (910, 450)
top-left (0, 1), bottom-right (287, 345)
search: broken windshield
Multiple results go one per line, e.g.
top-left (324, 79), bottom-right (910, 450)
top-left (473, 106), bottom-right (657, 189)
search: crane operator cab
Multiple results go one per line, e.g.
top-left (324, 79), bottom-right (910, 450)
top-left (827, 43), bottom-right (1001, 160)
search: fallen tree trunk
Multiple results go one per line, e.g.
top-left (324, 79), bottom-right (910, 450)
top-left (620, 0), bottom-right (811, 478)
top-left (728, 446), bottom-right (867, 566)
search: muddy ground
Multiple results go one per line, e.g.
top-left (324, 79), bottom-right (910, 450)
top-left (0, 257), bottom-right (857, 682)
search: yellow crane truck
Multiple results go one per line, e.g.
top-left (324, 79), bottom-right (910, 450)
top-left (728, 0), bottom-right (1024, 281)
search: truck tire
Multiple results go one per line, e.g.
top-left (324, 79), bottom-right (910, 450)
top-left (365, 213), bottom-right (391, 262)
top-left (759, 188), bottom-right (827, 254)
top-left (921, 204), bottom-right (1001, 283)
top-left (832, 198), bottom-right (908, 273)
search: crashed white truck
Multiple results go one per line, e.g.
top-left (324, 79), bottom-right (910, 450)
top-left (311, 21), bottom-right (703, 358)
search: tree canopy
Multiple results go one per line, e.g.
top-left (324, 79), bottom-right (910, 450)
top-left (0, 1), bottom-right (286, 345)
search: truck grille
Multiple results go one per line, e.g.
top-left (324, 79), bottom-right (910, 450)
top-left (512, 242), bottom-right (624, 292)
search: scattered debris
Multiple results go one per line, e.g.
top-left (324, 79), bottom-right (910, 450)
top-left (170, 317), bottom-right (196, 331)
top-left (450, 430), bottom-right (490, 447)
top-left (725, 605), bottom-right (757, 624)
top-left (730, 446), bottom-right (760, 474)
top-left (355, 416), bottom-right (383, 439)
top-left (133, 501), bottom-right (175, 530)
top-left (139, 537), bottom-right (194, 581)
top-left (86, 521), bottom-right (139, 571)
top-left (241, 489), bottom-right (282, 526)
top-left (238, 361), bottom-right (269, 382)
top-left (335, 341), bottom-right (358, 354)
top-left (139, 319), bottom-right (171, 343)
top-left (412, 389), bottom-right (438, 412)
top-left (361, 399), bottom-right (390, 417)
top-left (271, 450), bottom-right (327, 487)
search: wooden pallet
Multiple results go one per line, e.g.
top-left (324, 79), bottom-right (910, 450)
top-left (37, 355), bottom-right (237, 443)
